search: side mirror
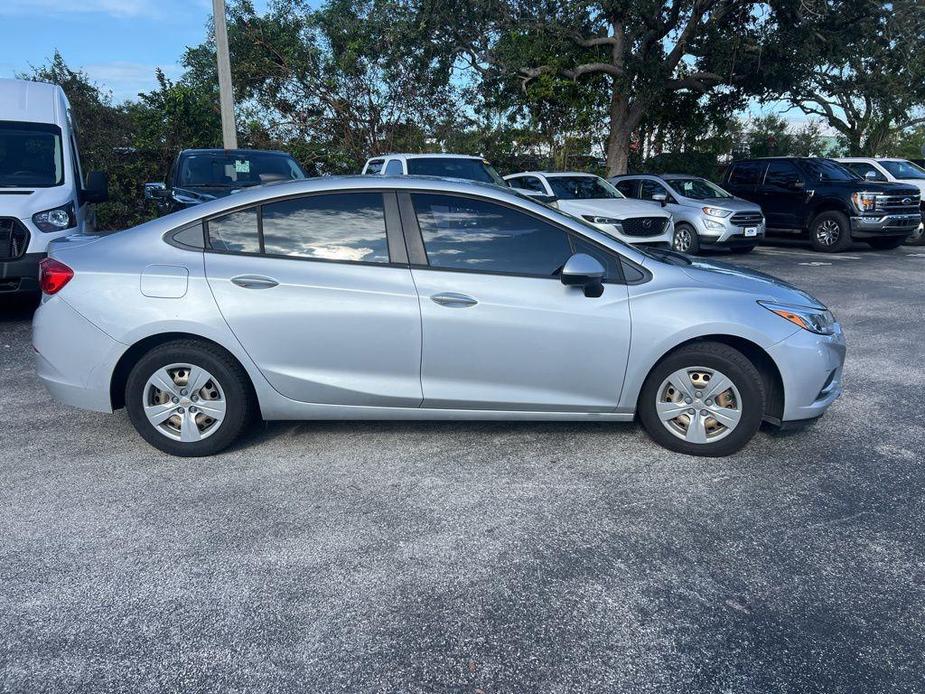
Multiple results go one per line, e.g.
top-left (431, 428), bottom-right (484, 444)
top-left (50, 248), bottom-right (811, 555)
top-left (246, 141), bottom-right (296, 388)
top-left (144, 182), bottom-right (168, 200)
top-left (561, 253), bottom-right (605, 298)
top-left (651, 192), bottom-right (668, 206)
top-left (864, 170), bottom-right (878, 181)
top-left (84, 171), bottom-right (109, 203)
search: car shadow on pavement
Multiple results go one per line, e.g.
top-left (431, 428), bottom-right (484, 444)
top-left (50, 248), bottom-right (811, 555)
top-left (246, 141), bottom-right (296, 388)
top-left (0, 295), bottom-right (39, 322)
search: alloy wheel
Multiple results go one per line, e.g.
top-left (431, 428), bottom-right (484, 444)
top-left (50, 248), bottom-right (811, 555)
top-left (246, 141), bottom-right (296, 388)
top-left (673, 227), bottom-right (693, 252)
top-left (143, 363), bottom-right (226, 442)
top-left (815, 219), bottom-right (841, 247)
top-left (655, 367), bottom-right (742, 444)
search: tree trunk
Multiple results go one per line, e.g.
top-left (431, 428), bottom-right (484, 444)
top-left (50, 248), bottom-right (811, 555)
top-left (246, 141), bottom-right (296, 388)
top-left (604, 84), bottom-right (641, 177)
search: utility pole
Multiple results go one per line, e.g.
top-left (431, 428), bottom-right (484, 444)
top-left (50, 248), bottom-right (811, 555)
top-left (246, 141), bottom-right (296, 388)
top-left (212, 0), bottom-right (237, 149)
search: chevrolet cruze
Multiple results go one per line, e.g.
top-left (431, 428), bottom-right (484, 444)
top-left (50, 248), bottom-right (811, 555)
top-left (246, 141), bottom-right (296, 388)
top-left (33, 177), bottom-right (845, 457)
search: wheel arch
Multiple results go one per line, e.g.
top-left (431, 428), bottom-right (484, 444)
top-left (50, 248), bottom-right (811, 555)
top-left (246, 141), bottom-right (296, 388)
top-left (803, 198), bottom-right (852, 230)
top-left (109, 331), bottom-right (260, 413)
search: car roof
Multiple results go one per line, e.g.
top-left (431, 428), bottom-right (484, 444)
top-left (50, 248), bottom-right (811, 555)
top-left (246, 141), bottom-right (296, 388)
top-left (0, 78), bottom-right (68, 125)
top-left (505, 171), bottom-right (602, 178)
top-left (367, 153), bottom-right (485, 161)
top-left (179, 148), bottom-right (293, 157)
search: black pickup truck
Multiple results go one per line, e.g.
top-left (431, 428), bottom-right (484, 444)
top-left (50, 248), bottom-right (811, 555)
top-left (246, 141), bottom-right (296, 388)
top-left (722, 157), bottom-right (921, 252)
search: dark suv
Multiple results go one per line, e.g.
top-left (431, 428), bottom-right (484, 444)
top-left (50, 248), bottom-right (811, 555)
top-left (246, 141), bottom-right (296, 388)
top-left (722, 157), bottom-right (921, 252)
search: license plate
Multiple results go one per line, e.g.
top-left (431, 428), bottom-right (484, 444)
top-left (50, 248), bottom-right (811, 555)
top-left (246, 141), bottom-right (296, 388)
top-left (744, 226), bottom-right (758, 237)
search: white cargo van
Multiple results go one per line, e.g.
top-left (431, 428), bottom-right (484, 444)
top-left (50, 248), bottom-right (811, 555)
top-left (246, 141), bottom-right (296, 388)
top-left (0, 78), bottom-right (107, 296)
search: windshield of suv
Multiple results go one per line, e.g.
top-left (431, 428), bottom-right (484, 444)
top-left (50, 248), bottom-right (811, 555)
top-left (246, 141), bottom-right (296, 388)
top-left (879, 160), bottom-right (925, 180)
top-left (0, 121), bottom-right (64, 188)
top-left (177, 152), bottom-right (306, 188)
top-left (547, 175), bottom-right (624, 200)
top-left (667, 177), bottom-right (732, 200)
top-left (405, 157), bottom-right (506, 185)
top-left (799, 159), bottom-right (860, 182)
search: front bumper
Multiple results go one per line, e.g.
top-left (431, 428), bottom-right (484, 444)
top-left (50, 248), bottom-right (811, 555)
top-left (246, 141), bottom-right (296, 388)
top-left (0, 252), bottom-right (43, 294)
top-left (850, 213), bottom-right (920, 237)
top-left (699, 219), bottom-right (766, 246)
top-left (33, 296), bottom-right (125, 413)
top-left (768, 323), bottom-right (847, 422)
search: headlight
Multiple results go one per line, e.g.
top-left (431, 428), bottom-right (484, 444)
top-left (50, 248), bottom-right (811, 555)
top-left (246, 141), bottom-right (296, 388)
top-left (702, 207), bottom-right (732, 218)
top-left (583, 215), bottom-right (624, 232)
top-left (32, 202), bottom-right (77, 233)
top-left (851, 192), bottom-right (877, 212)
top-left (758, 300), bottom-right (837, 335)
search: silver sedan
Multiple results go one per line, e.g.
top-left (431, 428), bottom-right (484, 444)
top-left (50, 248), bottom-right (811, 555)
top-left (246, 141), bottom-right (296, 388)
top-left (33, 177), bottom-right (845, 457)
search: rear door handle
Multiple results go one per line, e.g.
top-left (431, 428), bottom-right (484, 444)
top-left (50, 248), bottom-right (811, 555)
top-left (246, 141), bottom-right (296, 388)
top-left (430, 292), bottom-right (478, 308)
top-left (231, 275), bottom-right (279, 289)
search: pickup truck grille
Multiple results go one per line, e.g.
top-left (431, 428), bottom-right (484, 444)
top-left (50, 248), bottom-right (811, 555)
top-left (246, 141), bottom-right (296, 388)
top-left (621, 216), bottom-right (668, 237)
top-left (730, 212), bottom-right (764, 226)
top-left (876, 193), bottom-right (921, 213)
top-left (0, 218), bottom-right (29, 260)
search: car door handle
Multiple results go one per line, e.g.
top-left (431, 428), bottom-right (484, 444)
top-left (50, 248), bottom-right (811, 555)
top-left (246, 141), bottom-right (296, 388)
top-left (231, 275), bottom-right (279, 289)
top-left (430, 292), bottom-right (478, 308)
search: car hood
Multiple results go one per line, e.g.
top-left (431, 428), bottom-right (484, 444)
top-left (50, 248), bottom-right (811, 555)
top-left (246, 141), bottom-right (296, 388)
top-left (0, 187), bottom-right (74, 221)
top-left (171, 185), bottom-right (250, 203)
top-left (557, 198), bottom-right (671, 220)
top-left (891, 179), bottom-right (925, 196)
top-left (644, 250), bottom-right (826, 309)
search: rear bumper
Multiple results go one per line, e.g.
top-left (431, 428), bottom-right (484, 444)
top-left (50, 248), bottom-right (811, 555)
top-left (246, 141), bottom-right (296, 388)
top-left (850, 213), bottom-right (920, 237)
top-left (769, 323), bottom-right (847, 422)
top-left (0, 252), bottom-right (43, 294)
top-left (33, 296), bottom-right (124, 413)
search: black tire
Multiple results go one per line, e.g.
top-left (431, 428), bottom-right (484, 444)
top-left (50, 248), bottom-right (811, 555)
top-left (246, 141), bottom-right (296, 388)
top-left (672, 223), bottom-right (701, 254)
top-left (125, 339), bottom-right (255, 456)
top-left (904, 224), bottom-right (925, 246)
top-left (809, 211), bottom-right (853, 252)
top-left (866, 236), bottom-right (907, 250)
top-left (637, 342), bottom-right (766, 457)
top-left (729, 244), bottom-right (757, 254)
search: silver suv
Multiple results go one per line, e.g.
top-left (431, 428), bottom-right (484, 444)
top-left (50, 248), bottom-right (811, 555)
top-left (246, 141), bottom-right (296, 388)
top-left (612, 174), bottom-right (765, 254)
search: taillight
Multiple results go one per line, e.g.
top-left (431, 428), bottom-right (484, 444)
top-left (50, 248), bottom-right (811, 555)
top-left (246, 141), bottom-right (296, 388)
top-left (38, 258), bottom-right (74, 295)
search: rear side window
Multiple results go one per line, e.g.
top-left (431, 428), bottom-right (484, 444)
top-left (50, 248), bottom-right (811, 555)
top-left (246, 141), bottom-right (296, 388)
top-left (510, 176), bottom-right (546, 193)
top-left (261, 192), bottom-right (389, 264)
top-left (172, 221), bottom-right (205, 249)
top-left (207, 208), bottom-right (260, 253)
top-left (365, 159), bottom-right (384, 175)
top-left (384, 160), bottom-right (404, 175)
top-left (411, 193), bottom-right (572, 276)
top-left (728, 161), bottom-right (764, 186)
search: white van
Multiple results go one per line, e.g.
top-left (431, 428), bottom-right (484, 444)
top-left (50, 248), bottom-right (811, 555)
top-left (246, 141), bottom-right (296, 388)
top-left (0, 78), bottom-right (107, 296)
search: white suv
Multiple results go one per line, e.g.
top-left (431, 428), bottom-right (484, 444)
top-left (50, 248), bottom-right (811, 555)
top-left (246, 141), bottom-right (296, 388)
top-left (362, 153), bottom-right (506, 185)
top-left (505, 171), bottom-right (674, 247)
top-left (836, 157), bottom-right (925, 245)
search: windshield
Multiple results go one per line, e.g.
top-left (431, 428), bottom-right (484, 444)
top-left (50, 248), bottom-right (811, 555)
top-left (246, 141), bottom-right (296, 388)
top-left (177, 152), bottom-right (306, 188)
top-left (879, 160), bottom-right (925, 180)
top-left (0, 121), bottom-right (64, 188)
top-left (406, 157), bottom-right (506, 185)
top-left (798, 159), bottom-right (859, 182)
top-left (667, 177), bottom-right (732, 200)
top-left (547, 176), bottom-right (624, 200)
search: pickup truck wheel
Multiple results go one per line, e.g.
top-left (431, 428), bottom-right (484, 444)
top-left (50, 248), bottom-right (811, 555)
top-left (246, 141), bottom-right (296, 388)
top-left (867, 236), bottom-right (906, 250)
top-left (903, 224), bottom-right (925, 246)
top-left (809, 211), bottom-right (853, 252)
top-left (672, 223), bottom-right (700, 254)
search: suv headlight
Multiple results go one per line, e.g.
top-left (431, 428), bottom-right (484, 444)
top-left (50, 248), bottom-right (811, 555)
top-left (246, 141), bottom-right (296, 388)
top-left (851, 192), bottom-right (878, 213)
top-left (702, 207), bottom-right (732, 218)
top-left (583, 215), bottom-right (624, 231)
top-left (758, 300), bottom-right (837, 335)
top-left (32, 202), bottom-right (77, 233)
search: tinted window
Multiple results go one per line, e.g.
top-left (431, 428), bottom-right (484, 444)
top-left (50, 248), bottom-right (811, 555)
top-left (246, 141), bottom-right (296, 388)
top-left (178, 152), bottom-right (304, 188)
top-left (384, 159), bottom-right (403, 175)
top-left (0, 121), bottom-right (64, 188)
top-left (262, 193), bottom-right (389, 263)
top-left (764, 160), bottom-right (802, 187)
top-left (509, 176), bottom-right (545, 193)
top-left (572, 237), bottom-right (622, 283)
top-left (207, 208), bottom-right (260, 253)
top-left (798, 159), bottom-right (858, 182)
top-left (879, 160), bottom-right (925, 180)
top-left (614, 179), bottom-right (638, 198)
top-left (406, 158), bottom-right (505, 185)
top-left (547, 176), bottom-right (623, 200)
top-left (728, 161), bottom-right (765, 186)
top-left (845, 162), bottom-right (886, 181)
top-left (365, 159), bottom-right (384, 175)
top-left (172, 221), bottom-right (205, 249)
top-left (640, 180), bottom-right (669, 201)
top-left (412, 193), bottom-right (572, 276)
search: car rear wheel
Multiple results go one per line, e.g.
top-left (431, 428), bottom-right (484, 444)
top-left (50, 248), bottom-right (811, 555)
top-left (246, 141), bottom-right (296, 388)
top-left (867, 236), bottom-right (907, 250)
top-left (810, 211), bottom-right (853, 252)
top-left (638, 342), bottom-right (766, 457)
top-left (671, 223), bottom-right (700, 254)
top-left (125, 340), bottom-right (254, 456)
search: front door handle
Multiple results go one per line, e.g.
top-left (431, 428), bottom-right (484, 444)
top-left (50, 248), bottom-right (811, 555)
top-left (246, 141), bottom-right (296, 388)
top-left (431, 292), bottom-right (478, 308)
top-left (231, 275), bottom-right (279, 289)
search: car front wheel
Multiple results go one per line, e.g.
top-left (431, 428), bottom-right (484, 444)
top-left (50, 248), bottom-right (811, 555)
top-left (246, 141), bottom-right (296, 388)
top-left (810, 211), bottom-right (853, 252)
top-left (638, 342), bottom-right (766, 457)
top-left (125, 340), bottom-right (254, 456)
top-left (672, 223), bottom-right (700, 254)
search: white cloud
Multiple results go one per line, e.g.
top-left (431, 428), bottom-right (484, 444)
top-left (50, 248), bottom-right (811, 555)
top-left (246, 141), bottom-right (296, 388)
top-left (0, 0), bottom-right (156, 17)
top-left (83, 61), bottom-right (183, 102)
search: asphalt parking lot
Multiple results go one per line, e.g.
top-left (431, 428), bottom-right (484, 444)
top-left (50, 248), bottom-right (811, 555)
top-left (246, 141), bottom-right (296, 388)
top-left (1, 240), bottom-right (924, 693)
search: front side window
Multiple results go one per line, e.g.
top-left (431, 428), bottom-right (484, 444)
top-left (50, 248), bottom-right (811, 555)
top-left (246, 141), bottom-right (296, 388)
top-left (178, 152), bottom-right (305, 189)
top-left (262, 192), bottom-right (389, 264)
top-left (843, 162), bottom-right (885, 181)
top-left (509, 176), bottom-right (546, 193)
top-left (406, 157), bottom-right (506, 185)
top-left (0, 121), bottom-right (64, 188)
top-left (547, 176), bottom-right (623, 200)
top-left (207, 208), bottom-right (260, 253)
top-left (365, 159), bottom-right (384, 175)
top-left (878, 160), bottom-right (925, 180)
top-left (667, 178), bottom-right (732, 200)
top-left (764, 160), bottom-right (803, 187)
top-left (798, 159), bottom-right (858, 182)
top-left (728, 161), bottom-right (764, 186)
top-left (613, 179), bottom-right (639, 198)
top-left (411, 193), bottom-right (573, 276)
top-left (640, 180), bottom-right (669, 201)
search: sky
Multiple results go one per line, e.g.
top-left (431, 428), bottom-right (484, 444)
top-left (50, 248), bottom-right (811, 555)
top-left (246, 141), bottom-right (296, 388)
top-left (0, 0), bottom-right (265, 103)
